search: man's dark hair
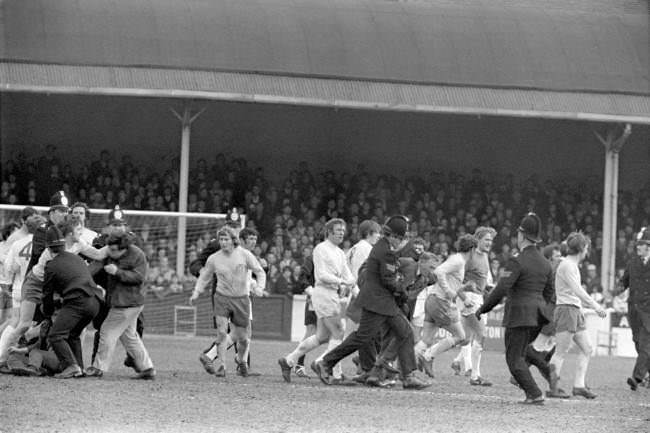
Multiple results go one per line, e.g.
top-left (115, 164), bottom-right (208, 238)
top-left (20, 206), bottom-right (37, 222)
top-left (71, 202), bottom-right (91, 220)
top-left (106, 232), bottom-right (132, 250)
top-left (239, 227), bottom-right (259, 241)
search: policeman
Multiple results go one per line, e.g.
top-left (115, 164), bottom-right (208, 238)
top-left (27, 191), bottom-right (69, 275)
top-left (42, 223), bottom-right (103, 379)
top-left (476, 213), bottom-right (555, 405)
top-left (314, 215), bottom-right (430, 390)
top-left (622, 227), bottom-right (650, 390)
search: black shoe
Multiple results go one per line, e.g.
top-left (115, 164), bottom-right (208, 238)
top-left (11, 364), bottom-right (44, 377)
top-left (546, 388), bottom-right (570, 399)
top-left (235, 357), bottom-right (249, 377)
top-left (365, 366), bottom-right (385, 387)
top-left (627, 377), bottom-right (640, 391)
top-left (84, 366), bottom-right (104, 378)
top-left (314, 360), bottom-right (332, 385)
top-left (199, 353), bottom-right (217, 375)
top-left (469, 377), bottom-right (493, 387)
top-left (519, 396), bottom-right (545, 405)
top-left (352, 371), bottom-right (370, 384)
top-left (134, 368), bottom-right (156, 380)
top-left (402, 372), bottom-right (431, 390)
top-left (278, 357), bottom-right (292, 383)
top-left (572, 387), bottom-right (596, 399)
top-left (55, 364), bottom-right (84, 379)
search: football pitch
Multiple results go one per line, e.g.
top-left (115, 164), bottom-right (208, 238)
top-left (1, 335), bottom-right (648, 433)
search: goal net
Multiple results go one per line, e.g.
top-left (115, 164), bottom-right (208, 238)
top-left (0, 204), bottom-right (245, 336)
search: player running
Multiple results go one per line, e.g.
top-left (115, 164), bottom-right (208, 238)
top-left (278, 218), bottom-right (355, 383)
top-left (414, 234), bottom-right (477, 378)
top-left (450, 227), bottom-right (496, 386)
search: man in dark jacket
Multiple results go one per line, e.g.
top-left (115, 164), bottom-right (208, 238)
top-left (622, 227), bottom-right (650, 391)
top-left (85, 231), bottom-right (155, 380)
top-left (314, 216), bottom-right (430, 390)
top-left (42, 224), bottom-right (103, 379)
top-left (90, 205), bottom-right (144, 370)
top-left (477, 213), bottom-right (555, 405)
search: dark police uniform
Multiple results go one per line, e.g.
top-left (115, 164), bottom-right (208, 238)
top-left (478, 244), bottom-right (554, 400)
top-left (621, 254), bottom-right (650, 385)
top-left (43, 251), bottom-right (103, 371)
top-left (322, 237), bottom-right (417, 377)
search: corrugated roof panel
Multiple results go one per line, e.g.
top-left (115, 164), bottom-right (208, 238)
top-left (0, 0), bottom-right (647, 95)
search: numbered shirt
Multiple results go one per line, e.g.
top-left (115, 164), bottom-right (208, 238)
top-left (0, 229), bottom-right (30, 284)
top-left (2, 234), bottom-right (33, 289)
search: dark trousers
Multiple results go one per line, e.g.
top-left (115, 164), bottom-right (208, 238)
top-left (358, 338), bottom-right (381, 372)
top-left (48, 295), bottom-right (100, 370)
top-left (505, 326), bottom-right (543, 399)
top-left (323, 308), bottom-right (416, 375)
top-left (92, 301), bottom-right (144, 363)
top-left (629, 304), bottom-right (650, 381)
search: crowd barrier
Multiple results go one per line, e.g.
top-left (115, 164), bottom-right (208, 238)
top-left (149, 294), bottom-right (636, 358)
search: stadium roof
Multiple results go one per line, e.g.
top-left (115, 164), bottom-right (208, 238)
top-left (1, 0), bottom-right (648, 123)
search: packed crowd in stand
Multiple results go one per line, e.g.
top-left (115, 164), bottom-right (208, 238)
top-left (1, 148), bottom-right (649, 306)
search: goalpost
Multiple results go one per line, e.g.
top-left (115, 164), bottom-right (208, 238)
top-left (0, 204), bottom-right (245, 336)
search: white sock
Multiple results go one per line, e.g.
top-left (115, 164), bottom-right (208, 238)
top-left (470, 341), bottom-right (482, 379)
top-left (205, 343), bottom-right (218, 360)
top-left (286, 335), bottom-right (320, 367)
top-left (215, 337), bottom-right (228, 368)
top-left (225, 333), bottom-right (234, 349)
top-left (425, 336), bottom-right (455, 361)
top-left (574, 352), bottom-right (590, 388)
top-left (460, 344), bottom-right (472, 371)
top-left (0, 325), bottom-right (16, 363)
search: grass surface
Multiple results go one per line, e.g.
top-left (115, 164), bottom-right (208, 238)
top-left (1, 334), bottom-right (648, 433)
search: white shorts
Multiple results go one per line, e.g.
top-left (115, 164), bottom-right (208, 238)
top-left (311, 286), bottom-right (342, 319)
top-left (458, 292), bottom-right (484, 316)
